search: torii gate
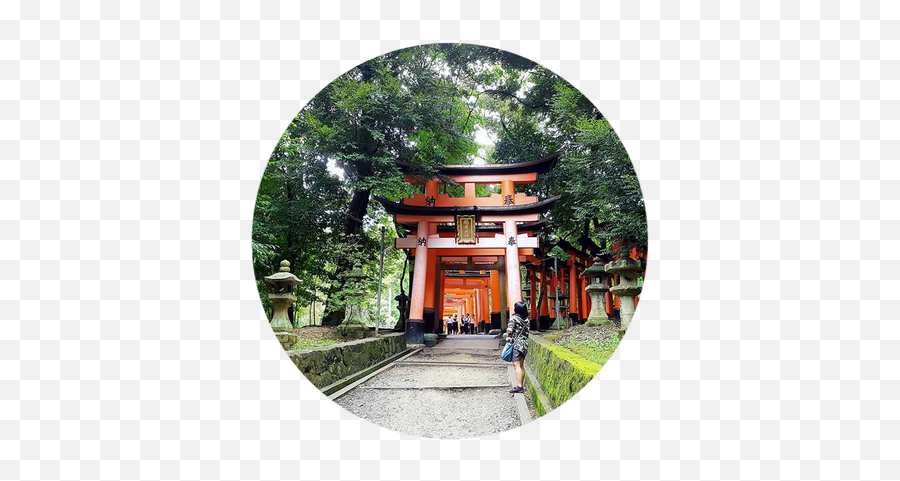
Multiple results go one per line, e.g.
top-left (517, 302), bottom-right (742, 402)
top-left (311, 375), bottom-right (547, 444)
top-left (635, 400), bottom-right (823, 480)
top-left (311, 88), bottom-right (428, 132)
top-left (377, 152), bottom-right (560, 344)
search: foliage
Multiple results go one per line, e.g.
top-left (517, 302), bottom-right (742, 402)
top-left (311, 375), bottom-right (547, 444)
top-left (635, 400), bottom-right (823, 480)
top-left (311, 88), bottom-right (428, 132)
top-left (253, 43), bottom-right (647, 326)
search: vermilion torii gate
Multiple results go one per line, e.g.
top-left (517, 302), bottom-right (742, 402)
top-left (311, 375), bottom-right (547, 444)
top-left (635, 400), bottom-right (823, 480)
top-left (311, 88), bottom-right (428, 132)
top-left (376, 153), bottom-right (561, 344)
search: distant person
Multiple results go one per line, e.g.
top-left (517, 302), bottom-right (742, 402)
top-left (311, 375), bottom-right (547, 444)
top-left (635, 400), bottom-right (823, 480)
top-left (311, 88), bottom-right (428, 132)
top-left (507, 301), bottom-right (530, 393)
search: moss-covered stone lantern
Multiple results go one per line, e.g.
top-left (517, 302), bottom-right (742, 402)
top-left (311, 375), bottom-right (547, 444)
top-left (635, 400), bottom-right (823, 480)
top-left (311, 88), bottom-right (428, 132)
top-left (605, 256), bottom-right (644, 334)
top-left (264, 260), bottom-right (303, 333)
top-left (338, 264), bottom-right (370, 337)
top-left (581, 256), bottom-right (610, 326)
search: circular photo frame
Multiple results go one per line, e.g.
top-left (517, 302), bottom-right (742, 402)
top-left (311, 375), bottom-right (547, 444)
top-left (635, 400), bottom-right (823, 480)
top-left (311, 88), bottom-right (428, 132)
top-left (252, 43), bottom-right (647, 439)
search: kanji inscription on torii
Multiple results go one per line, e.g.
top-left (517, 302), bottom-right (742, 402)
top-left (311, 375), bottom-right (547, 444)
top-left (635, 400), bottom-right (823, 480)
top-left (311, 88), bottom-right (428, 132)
top-left (456, 215), bottom-right (476, 244)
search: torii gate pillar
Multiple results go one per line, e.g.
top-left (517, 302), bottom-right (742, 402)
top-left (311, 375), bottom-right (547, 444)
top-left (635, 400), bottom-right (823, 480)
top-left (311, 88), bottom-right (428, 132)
top-left (407, 220), bottom-right (429, 344)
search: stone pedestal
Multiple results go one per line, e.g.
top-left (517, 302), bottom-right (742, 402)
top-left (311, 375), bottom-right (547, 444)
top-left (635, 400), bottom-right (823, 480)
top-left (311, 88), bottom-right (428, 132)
top-left (548, 293), bottom-right (569, 330)
top-left (605, 257), bottom-right (644, 334)
top-left (338, 291), bottom-right (370, 338)
top-left (549, 310), bottom-right (567, 330)
top-left (406, 319), bottom-right (425, 345)
top-left (269, 293), bottom-right (297, 333)
top-left (275, 332), bottom-right (299, 350)
top-left (584, 283), bottom-right (610, 326)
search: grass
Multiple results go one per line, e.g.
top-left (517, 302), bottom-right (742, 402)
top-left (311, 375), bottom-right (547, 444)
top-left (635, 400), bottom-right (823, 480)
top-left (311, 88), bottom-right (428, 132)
top-left (557, 335), bottom-right (621, 367)
top-left (292, 338), bottom-right (341, 350)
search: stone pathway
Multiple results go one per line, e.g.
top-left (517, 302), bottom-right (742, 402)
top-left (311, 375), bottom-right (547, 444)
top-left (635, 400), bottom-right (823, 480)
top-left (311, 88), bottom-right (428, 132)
top-left (335, 334), bottom-right (529, 439)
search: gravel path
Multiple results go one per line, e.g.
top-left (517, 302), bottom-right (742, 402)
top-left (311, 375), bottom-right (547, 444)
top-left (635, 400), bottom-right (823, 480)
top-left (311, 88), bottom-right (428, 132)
top-left (335, 336), bottom-right (522, 438)
top-left (361, 364), bottom-right (507, 388)
top-left (413, 350), bottom-right (499, 363)
top-left (338, 388), bottom-right (520, 438)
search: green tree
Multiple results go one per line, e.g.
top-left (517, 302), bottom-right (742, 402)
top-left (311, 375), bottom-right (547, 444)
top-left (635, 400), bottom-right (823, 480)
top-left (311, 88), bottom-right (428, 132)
top-left (253, 43), bottom-right (647, 328)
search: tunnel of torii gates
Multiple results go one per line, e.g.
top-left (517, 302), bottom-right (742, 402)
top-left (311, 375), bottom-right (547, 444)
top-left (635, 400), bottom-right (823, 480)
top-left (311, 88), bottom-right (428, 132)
top-left (376, 152), bottom-right (648, 345)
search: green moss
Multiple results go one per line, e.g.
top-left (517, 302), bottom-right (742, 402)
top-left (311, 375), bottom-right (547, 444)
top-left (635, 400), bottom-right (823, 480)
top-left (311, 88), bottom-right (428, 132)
top-left (525, 337), bottom-right (602, 409)
top-left (584, 319), bottom-right (611, 327)
top-left (556, 334), bottom-right (621, 367)
top-left (527, 383), bottom-right (547, 417)
top-left (292, 338), bottom-right (340, 350)
top-left (543, 344), bottom-right (602, 377)
top-left (567, 347), bottom-right (617, 367)
top-left (288, 334), bottom-right (407, 388)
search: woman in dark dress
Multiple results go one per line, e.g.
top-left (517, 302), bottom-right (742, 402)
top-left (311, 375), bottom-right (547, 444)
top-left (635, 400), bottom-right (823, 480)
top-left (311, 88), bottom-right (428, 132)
top-left (506, 301), bottom-right (530, 393)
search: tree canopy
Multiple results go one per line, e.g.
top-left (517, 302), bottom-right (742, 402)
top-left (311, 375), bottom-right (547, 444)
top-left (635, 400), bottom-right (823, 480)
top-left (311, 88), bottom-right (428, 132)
top-left (252, 44), bottom-right (647, 326)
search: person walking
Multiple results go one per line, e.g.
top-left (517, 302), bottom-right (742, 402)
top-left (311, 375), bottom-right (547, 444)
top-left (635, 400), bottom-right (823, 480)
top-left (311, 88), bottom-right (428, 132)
top-left (507, 301), bottom-right (530, 393)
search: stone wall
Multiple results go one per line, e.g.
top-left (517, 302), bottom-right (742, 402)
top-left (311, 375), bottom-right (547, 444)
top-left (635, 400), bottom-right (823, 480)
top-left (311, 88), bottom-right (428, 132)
top-left (275, 332), bottom-right (298, 351)
top-left (288, 333), bottom-right (407, 389)
top-left (525, 335), bottom-right (602, 414)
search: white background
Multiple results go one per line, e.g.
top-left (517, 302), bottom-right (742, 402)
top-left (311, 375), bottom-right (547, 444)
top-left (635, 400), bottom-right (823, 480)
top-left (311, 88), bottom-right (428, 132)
top-left (2, 1), bottom-right (896, 480)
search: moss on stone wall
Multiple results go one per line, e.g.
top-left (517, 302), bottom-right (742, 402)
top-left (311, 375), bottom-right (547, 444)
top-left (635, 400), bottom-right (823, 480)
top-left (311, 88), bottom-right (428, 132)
top-left (525, 336), bottom-right (601, 411)
top-left (288, 333), bottom-right (407, 389)
top-left (527, 382), bottom-right (547, 417)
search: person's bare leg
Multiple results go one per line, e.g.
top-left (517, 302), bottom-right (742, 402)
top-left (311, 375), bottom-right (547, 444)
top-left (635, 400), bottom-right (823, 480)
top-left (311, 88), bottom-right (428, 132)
top-left (514, 360), bottom-right (525, 388)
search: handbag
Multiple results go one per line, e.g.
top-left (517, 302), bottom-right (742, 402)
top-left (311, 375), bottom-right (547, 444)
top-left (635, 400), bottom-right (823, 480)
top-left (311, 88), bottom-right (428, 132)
top-left (501, 341), bottom-right (514, 362)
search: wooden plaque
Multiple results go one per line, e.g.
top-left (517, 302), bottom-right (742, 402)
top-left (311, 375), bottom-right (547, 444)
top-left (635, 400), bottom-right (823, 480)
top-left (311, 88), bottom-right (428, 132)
top-left (455, 215), bottom-right (476, 244)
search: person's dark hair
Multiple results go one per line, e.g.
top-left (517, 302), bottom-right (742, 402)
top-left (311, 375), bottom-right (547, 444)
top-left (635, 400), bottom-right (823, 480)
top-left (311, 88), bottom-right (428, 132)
top-left (514, 301), bottom-right (528, 319)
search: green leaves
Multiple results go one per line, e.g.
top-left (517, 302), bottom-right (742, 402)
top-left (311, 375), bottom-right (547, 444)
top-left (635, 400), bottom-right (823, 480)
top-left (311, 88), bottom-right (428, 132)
top-left (253, 44), bottom-right (647, 326)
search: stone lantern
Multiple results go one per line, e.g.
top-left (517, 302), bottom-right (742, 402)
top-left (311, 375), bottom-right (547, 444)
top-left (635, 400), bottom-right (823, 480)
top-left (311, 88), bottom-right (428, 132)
top-left (581, 256), bottom-right (610, 326)
top-left (393, 293), bottom-right (410, 330)
top-left (264, 260), bottom-right (303, 333)
top-left (549, 294), bottom-right (569, 330)
top-left (338, 264), bottom-right (370, 337)
top-left (547, 260), bottom-right (568, 330)
top-left (605, 255), bottom-right (644, 334)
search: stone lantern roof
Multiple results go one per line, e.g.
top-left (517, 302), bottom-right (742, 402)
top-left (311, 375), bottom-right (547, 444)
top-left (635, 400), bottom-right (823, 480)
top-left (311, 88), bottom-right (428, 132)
top-left (341, 264), bottom-right (370, 281)
top-left (604, 256), bottom-right (644, 275)
top-left (581, 256), bottom-right (606, 278)
top-left (263, 260), bottom-right (303, 287)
